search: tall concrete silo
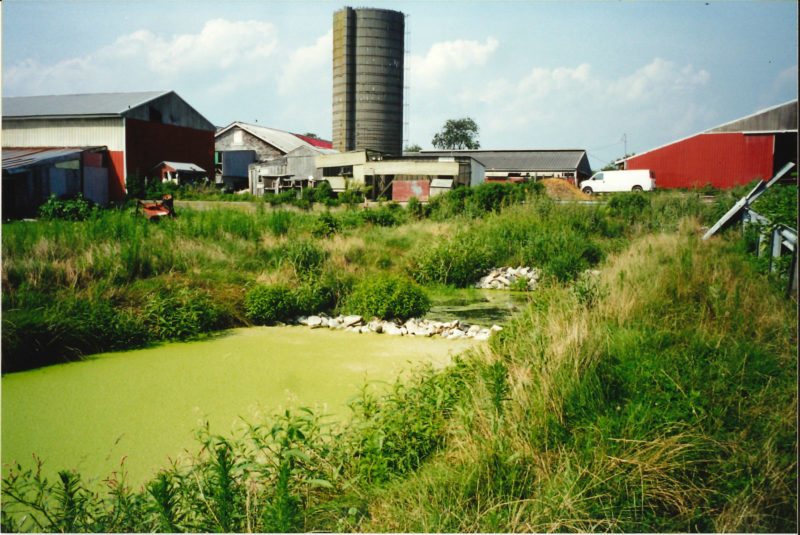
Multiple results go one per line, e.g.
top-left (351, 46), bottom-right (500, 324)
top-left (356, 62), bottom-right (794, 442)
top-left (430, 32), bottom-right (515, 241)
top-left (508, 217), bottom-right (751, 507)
top-left (333, 7), bottom-right (404, 156)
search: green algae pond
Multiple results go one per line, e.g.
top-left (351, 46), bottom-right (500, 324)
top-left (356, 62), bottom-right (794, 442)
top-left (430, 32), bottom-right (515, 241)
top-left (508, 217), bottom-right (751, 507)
top-left (2, 326), bottom-right (476, 488)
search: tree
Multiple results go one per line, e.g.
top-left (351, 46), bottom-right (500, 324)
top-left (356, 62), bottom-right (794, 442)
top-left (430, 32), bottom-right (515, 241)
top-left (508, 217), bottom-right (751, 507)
top-left (302, 132), bottom-right (320, 139)
top-left (431, 118), bottom-right (480, 150)
top-left (404, 143), bottom-right (422, 153)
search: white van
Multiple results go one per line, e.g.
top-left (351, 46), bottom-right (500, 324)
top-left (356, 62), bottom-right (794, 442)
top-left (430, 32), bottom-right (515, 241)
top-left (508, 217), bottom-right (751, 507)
top-left (579, 170), bottom-right (655, 194)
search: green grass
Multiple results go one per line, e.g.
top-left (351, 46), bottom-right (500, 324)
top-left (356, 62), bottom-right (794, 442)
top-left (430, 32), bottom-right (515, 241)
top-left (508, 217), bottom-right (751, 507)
top-left (2, 187), bottom-right (795, 532)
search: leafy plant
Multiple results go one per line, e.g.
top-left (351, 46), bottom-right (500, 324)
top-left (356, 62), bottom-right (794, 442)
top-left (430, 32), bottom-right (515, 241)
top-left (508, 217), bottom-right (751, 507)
top-left (37, 194), bottom-right (97, 221)
top-left (345, 274), bottom-right (430, 320)
top-left (245, 284), bottom-right (297, 324)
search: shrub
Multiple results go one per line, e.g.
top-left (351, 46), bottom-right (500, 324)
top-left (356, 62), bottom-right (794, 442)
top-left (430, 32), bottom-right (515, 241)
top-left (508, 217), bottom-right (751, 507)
top-left (311, 212), bottom-right (340, 238)
top-left (345, 274), bottom-right (430, 321)
top-left (361, 205), bottom-right (403, 227)
top-left (37, 194), bottom-right (97, 221)
top-left (273, 240), bottom-right (327, 276)
top-left (244, 284), bottom-right (297, 325)
top-left (145, 288), bottom-right (221, 340)
top-left (408, 234), bottom-right (493, 287)
top-left (406, 196), bottom-right (427, 219)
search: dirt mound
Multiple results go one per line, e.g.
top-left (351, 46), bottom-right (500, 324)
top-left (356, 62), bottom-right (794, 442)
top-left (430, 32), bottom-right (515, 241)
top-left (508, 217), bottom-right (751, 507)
top-left (540, 178), bottom-right (592, 201)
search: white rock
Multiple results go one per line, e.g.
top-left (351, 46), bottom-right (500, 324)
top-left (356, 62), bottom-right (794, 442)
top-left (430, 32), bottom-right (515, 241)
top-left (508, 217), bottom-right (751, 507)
top-left (307, 316), bottom-right (323, 328)
top-left (490, 324), bottom-right (503, 332)
top-left (367, 320), bottom-right (382, 333)
top-left (320, 317), bottom-right (330, 327)
top-left (474, 331), bottom-right (491, 341)
top-left (383, 323), bottom-right (404, 335)
top-left (342, 315), bottom-right (363, 328)
top-left (468, 325), bottom-right (481, 334)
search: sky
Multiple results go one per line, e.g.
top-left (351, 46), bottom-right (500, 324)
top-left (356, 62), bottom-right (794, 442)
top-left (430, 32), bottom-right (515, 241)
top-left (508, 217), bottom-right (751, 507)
top-left (2, 0), bottom-right (797, 169)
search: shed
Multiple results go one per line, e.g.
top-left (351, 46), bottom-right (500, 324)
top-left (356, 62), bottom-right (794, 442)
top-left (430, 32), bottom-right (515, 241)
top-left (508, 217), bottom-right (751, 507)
top-left (2, 147), bottom-right (109, 219)
top-left (415, 149), bottom-right (592, 184)
top-left (151, 161), bottom-right (207, 185)
top-left (2, 90), bottom-right (215, 201)
top-left (623, 100), bottom-right (798, 189)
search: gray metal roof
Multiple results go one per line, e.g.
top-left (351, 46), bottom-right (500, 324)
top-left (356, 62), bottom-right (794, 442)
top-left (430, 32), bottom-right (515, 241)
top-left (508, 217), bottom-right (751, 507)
top-left (417, 149), bottom-right (589, 171)
top-left (3, 91), bottom-right (171, 119)
top-left (2, 147), bottom-right (101, 171)
top-left (158, 161), bottom-right (206, 173)
top-left (705, 100), bottom-right (798, 134)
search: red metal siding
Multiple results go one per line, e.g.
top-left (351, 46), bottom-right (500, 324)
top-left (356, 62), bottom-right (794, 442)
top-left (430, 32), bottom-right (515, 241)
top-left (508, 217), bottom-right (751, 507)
top-left (125, 118), bottom-right (214, 188)
top-left (108, 151), bottom-right (125, 201)
top-left (626, 132), bottom-right (774, 189)
top-left (392, 180), bottom-right (430, 202)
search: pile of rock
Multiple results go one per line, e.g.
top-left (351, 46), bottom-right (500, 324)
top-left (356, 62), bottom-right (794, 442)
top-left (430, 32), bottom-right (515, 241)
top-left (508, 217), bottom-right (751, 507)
top-left (297, 314), bottom-right (502, 341)
top-left (475, 266), bottom-right (540, 290)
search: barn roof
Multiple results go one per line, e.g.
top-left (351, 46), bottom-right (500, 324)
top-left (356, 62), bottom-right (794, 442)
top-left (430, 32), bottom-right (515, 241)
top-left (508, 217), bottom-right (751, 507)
top-left (705, 99), bottom-right (798, 134)
top-left (3, 91), bottom-right (172, 119)
top-left (417, 149), bottom-right (590, 172)
top-left (216, 121), bottom-right (334, 155)
top-left (623, 99), bottom-right (798, 163)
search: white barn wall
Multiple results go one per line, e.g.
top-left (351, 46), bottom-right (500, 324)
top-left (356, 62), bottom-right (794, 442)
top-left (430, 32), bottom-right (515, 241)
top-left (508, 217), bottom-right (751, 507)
top-left (2, 118), bottom-right (125, 151)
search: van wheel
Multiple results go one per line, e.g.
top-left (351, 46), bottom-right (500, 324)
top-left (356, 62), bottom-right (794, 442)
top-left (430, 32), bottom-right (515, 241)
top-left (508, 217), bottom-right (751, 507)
top-left (632, 185), bottom-right (643, 192)
top-left (582, 187), bottom-right (593, 195)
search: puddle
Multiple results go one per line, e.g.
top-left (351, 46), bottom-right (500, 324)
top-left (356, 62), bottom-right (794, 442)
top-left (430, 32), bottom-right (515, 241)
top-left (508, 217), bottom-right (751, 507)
top-left (427, 289), bottom-right (529, 326)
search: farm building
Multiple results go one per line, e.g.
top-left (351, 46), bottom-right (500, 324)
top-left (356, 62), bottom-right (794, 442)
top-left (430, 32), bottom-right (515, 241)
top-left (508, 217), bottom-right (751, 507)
top-left (414, 149), bottom-right (592, 184)
top-left (215, 121), bottom-right (333, 190)
top-left (315, 150), bottom-right (485, 201)
top-left (248, 145), bottom-right (338, 196)
top-left (150, 161), bottom-right (207, 185)
top-left (2, 147), bottom-right (109, 219)
top-left (622, 100), bottom-right (798, 189)
top-left (2, 91), bottom-right (216, 201)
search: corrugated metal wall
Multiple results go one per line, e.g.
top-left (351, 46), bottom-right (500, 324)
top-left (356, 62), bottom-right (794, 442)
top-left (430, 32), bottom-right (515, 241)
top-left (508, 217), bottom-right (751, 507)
top-left (626, 132), bottom-right (774, 189)
top-left (125, 118), bottom-right (214, 189)
top-left (1, 118), bottom-right (125, 150)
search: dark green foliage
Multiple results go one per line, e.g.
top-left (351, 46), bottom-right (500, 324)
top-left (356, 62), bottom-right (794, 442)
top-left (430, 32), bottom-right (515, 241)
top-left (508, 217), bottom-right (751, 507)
top-left (607, 192), bottom-right (650, 223)
top-left (752, 184), bottom-right (797, 227)
top-left (345, 274), bottom-right (430, 320)
top-left (245, 284), bottom-right (297, 324)
top-left (405, 196), bottom-right (427, 219)
top-left (311, 211), bottom-right (339, 238)
top-left (273, 240), bottom-right (327, 277)
top-left (407, 233), bottom-right (493, 287)
top-left (144, 288), bottom-right (222, 340)
top-left (361, 203), bottom-right (405, 227)
top-left (37, 194), bottom-right (97, 221)
top-left (337, 187), bottom-right (366, 205)
top-left (1, 297), bottom-right (149, 373)
top-left (431, 117), bottom-right (481, 150)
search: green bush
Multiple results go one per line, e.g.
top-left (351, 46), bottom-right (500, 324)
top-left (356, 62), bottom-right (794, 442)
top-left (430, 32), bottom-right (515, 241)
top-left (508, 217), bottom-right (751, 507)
top-left (37, 194), bottom-right (97, 221)
top-left (244, 284), bottom-right (297, 325)
top-left (407, 234), bottom-right (493, 287)
top-left (361, 205), bottom-right (404, 227)
top-left (273, 240), bottom-right (327, 276)
top-left (144, 288), bottom-right (221, 340)
top-left (311, 211), bottom-right (340, 238)
top-left (345, 274), bottom-right (430, 320)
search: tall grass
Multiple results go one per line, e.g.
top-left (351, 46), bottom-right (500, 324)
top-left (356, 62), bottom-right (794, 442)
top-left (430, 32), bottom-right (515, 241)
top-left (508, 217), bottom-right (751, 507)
top-left (2, 191), bottom-right (795, 531)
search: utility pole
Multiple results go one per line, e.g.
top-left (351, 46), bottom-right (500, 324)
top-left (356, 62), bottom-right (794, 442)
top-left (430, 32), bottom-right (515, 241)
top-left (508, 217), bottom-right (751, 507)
top-left (622, 133), bottom-right (627, 157)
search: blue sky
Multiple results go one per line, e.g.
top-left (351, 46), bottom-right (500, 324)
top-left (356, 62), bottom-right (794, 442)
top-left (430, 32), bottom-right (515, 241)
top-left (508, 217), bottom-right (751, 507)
top-left (2, 0), bottom-right (797, 169)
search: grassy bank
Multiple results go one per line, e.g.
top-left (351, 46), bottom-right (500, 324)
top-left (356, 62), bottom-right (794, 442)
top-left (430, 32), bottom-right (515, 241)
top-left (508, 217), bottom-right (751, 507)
top-left (2, 216), bottom-right (795, 532)
top-left (4, 183), bottom-right (719, 372)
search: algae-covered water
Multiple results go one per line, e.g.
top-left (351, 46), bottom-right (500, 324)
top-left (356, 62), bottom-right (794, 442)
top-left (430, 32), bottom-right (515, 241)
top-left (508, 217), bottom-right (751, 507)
top-left (1, 327), bottom-right (475, 487)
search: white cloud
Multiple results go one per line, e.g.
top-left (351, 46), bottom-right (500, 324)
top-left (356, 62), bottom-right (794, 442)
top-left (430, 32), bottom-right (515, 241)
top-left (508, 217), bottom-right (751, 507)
top-left (408, 37), bottom-right (499, 90)
top-left (3, 19), bottom-right (279, 97)
top-left (278, 30), bottom-right (332, 94)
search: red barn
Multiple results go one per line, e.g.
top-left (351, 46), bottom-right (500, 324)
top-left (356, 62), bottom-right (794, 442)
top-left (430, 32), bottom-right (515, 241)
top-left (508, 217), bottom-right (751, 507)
top-left (624, 100), bottom-right (797, 189)
top-left (2, 91), bottom-right (215, 201)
